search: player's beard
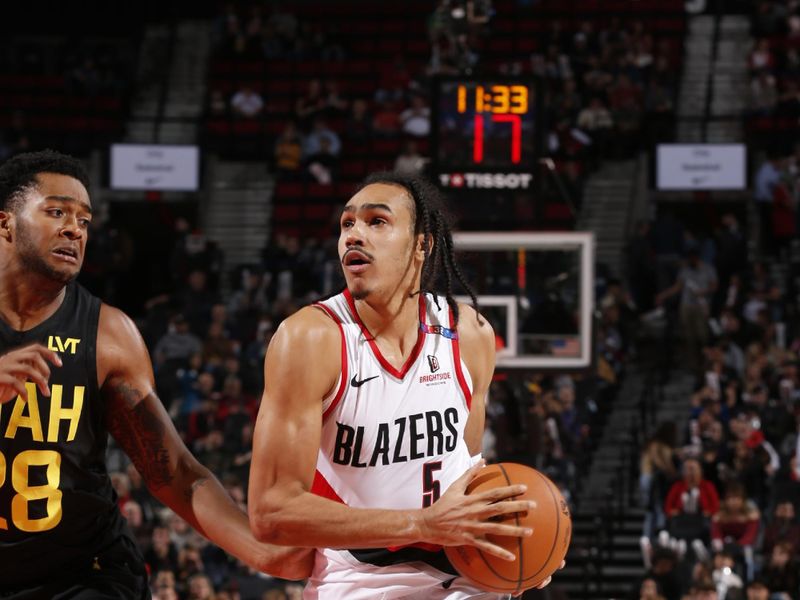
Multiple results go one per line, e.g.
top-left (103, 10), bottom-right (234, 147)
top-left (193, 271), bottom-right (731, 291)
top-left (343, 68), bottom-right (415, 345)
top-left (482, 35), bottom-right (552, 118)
top-left (15, 219), bottom-right (78, 284)
top-left (349, 281), bottom-right (370, 300)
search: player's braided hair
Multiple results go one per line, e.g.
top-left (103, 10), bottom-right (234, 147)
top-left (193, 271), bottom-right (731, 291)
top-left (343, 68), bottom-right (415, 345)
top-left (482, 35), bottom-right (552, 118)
top-left (361, 171), bottom-right (479, 325)
top-left (0, 149), bottom-right (90, 212)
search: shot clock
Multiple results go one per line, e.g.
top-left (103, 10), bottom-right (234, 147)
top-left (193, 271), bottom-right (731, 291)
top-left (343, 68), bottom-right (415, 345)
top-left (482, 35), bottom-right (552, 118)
top-left (431, 77), bottom-right (542, 185)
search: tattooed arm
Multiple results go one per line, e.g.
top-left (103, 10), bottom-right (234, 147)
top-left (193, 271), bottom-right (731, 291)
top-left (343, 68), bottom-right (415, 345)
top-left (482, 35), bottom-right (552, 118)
top-left (97, 304), bottom-right (313, 579)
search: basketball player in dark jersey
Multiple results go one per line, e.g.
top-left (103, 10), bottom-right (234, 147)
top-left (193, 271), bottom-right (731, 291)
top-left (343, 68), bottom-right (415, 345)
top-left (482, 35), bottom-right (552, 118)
top-left (0, 150), bottom-right (313, 599)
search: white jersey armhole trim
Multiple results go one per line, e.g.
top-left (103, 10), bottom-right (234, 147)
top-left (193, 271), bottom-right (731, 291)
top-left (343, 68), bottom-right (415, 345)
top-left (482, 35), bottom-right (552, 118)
top-left (312, 302), bottom-right (348, 419)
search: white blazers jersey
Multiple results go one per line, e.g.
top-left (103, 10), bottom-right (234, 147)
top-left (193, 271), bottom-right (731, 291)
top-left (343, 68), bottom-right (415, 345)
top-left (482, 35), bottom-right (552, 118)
top-left (306, 290), bottom-right (502, 600)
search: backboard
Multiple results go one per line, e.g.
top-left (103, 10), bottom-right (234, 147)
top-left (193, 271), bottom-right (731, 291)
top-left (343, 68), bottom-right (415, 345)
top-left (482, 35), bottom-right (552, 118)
top-left (452, 232), bottom-right (594, 370)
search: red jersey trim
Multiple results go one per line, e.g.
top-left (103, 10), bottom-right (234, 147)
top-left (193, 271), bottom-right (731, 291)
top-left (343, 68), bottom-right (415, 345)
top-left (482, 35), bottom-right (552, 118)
top-left (314, 303), bottom-right (348, 421)
top-left (387, 542), bottom-right (443, 552)
top-left (311, 469), bottom-right (346, 504)
top-left (449, 308), bottom-right (473, 411)
top-left (343, 288), bottom-right (426, 380)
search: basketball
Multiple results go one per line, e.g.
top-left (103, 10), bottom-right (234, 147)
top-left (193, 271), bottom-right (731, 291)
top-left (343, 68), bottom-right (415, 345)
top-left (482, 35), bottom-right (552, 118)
top-left (444, 462), bottom-right (572, 594)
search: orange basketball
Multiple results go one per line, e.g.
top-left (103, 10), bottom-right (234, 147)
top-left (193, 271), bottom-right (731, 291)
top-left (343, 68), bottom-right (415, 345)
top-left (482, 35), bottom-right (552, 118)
top-left (444, 462), bottom-right (572, 595)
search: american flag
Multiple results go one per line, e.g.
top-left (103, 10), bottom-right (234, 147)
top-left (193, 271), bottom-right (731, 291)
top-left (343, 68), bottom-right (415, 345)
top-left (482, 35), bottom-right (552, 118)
top-left (551, 337), bottom-right (580, 357)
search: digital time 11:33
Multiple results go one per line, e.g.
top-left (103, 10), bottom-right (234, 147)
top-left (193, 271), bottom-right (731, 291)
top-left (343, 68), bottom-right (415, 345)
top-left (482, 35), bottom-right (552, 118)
top-left (456, 84), bottom-right (529, 165)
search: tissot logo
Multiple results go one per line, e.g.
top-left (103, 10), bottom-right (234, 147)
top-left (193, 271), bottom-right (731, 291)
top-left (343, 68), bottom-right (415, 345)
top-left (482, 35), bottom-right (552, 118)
top-left (427, 355), bottom-right (440, 373)
top-left (438, 172), bottom-right (533, 189)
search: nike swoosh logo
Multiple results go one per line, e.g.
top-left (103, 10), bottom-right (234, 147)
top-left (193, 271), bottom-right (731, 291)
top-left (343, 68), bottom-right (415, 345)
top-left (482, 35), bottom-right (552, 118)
top-left (350, 375), bottom-right (379, 388)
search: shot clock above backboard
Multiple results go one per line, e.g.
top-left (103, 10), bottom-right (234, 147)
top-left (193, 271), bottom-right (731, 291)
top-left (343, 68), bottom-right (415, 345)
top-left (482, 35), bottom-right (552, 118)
top-left (431, 77), bottom-right (542, 177)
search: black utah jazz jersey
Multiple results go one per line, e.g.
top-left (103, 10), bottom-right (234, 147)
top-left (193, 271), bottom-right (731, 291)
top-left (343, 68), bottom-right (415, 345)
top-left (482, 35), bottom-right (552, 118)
top-left (0, 283), bottom-right (138, 587)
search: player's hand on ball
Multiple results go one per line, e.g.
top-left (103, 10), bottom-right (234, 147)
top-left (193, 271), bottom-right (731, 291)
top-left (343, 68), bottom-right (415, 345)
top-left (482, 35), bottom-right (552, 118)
top-left (418, 460), bottom-right (533, 561)
top-left (0, 343), bottom-right (61, 403)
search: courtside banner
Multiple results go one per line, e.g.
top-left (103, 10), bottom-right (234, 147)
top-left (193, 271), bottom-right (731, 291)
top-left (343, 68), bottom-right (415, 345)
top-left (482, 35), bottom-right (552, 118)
top-left (110, 144), bottom-right (200, 191)
top-left (656, 144), bottom-right (746, 190)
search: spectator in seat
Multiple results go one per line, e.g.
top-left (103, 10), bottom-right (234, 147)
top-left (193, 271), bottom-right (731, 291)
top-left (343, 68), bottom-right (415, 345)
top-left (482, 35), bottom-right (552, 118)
top-left (295, 79), bottom-right (327, 129)
top-left (305, 135), bottom-right (339, 185)
top-left (687, 581), bottom-right (719, 600)
top-left (744, 580), bottom-right (769, 600)
top-left (399, 95), bottom-right (431, 137)
top-left (656, 245), bottom-right (718, 375)
top-left (645, 77), bottom-right (676, 146)
top-left (609, 73), bottom-right (644, 156)
top-left (186, 572), bottom-right (215, 600)
top-left (208, 90), bottom-right (229, 117)
top-left (375, 54), bottom-right (413, 104)
top-left (754, 151), bottom-right (784, 257)
top-left (640, 422), bottom-right (679, 539)
top-left (273, 121), bottom-right (304, 180)
top-left (760, 541), bottom-right (799, 598)
top-left (230, 85), bottom-right (264, 119)
top-left (345, 98), bottom-right (373, 142)
top-left (710, 550), bottom-right (744, 598)
top-left (304, 118), bottom-right (341, 158)
top-left (642, 547), bottom-right (683, 600)
top-left (637, 577), bottom-right (667, 600)
top-left (152, 570), bottom-right (179, 600)
top-left (178, 269), bottom-right (222, 339)
top-left (729, 411), bottom-right (781, 502)
top-left (393, 140), bottom-right (426, 174)
top-left (0, 111), bottom-right (31, 160)
top-left (372, 101), bottom-right (402, 137)
top-left (576, 97), bottom-right (614, 153)
top-left (323, 79), bottom-right (349, 118)
top-left (665, 458), bottom-right (720, 543)
top-left (748, 72), bottom-right (778, 116)
top-left (770, 175), bottom-right (796, 260)
top-left (711, 481), bottom-right (760, 579)
top-left (68, 57), bottom-right (102, 95)
top-left (761, 500), bottom-right (800, 557)
top-left (748, 39), bottom-right (775, 74)
top-left (553, 78), bottom-right (583, 124)
top-left (145, 525), bottom-right (180, 576)
top-left (154, 313), bottom-right (203, 372)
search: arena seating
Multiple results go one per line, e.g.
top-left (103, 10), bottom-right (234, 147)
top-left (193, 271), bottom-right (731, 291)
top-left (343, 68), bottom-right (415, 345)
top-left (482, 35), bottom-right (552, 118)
top-left (203, 0), bottom-right (686, 239)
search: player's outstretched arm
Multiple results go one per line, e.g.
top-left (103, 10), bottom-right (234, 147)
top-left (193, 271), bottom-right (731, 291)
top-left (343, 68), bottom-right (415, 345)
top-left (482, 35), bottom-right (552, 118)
top-left (248, 306), bottom-right (532, 560)
top-left (97, 304), bottom-right (313, 580)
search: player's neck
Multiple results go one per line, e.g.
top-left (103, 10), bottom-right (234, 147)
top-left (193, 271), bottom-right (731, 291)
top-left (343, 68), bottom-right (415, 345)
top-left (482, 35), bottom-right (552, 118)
top-left (0, 266), bottom-right (67, 330)
top-left (353, 285), bottom-right (421, 351)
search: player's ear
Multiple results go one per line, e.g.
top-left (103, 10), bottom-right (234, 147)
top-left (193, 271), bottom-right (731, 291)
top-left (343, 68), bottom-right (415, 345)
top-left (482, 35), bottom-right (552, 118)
top-left (0, 211), bottom-right (12, 242)
top-left (415, 233), bottom-right (433, 260)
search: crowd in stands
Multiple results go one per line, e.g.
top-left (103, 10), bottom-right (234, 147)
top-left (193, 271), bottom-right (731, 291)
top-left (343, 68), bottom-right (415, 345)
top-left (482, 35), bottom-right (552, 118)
top-left (628, 13), bottom-right (800, 598)
top-left (0, 34), bottom-right (134, 159)
top-left (526, 15), bottom-right (680, 162)
top-left (203, 0), bottom-right (683, 236)
top-left (632, 203), bottom-right (800, 599)
top-left (745, 0), bottom-right (800, 151)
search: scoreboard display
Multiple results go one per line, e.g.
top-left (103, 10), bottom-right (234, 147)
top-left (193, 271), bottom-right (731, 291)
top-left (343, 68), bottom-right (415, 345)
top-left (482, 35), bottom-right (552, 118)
top-left (431, 77), bottom-right (542, 191)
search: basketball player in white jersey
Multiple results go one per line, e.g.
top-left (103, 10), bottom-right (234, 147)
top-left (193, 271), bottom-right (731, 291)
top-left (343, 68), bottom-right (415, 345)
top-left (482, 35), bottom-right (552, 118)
top-left (249, 172), bottom-right (559, 598)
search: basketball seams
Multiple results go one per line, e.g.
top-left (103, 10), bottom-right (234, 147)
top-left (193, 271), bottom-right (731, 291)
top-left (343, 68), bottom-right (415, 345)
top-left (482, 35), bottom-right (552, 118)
top-left (497, 463), bottom-right (524, 596)
top-left (462, 469), bottom-right (521, 587)
top-left (445, 463), bottom-right (570, 593)
top-left (519, 469), bottom-right (561, 584)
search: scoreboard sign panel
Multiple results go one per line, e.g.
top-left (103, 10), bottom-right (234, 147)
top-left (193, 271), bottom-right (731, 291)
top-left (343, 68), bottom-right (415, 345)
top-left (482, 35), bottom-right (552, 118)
top-left (432, 77), bottom-right (541, 175)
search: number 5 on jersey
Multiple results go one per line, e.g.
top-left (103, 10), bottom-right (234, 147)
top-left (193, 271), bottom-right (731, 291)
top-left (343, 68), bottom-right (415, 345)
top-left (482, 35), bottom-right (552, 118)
top-left (422, 461), bottom-right (442, 508)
